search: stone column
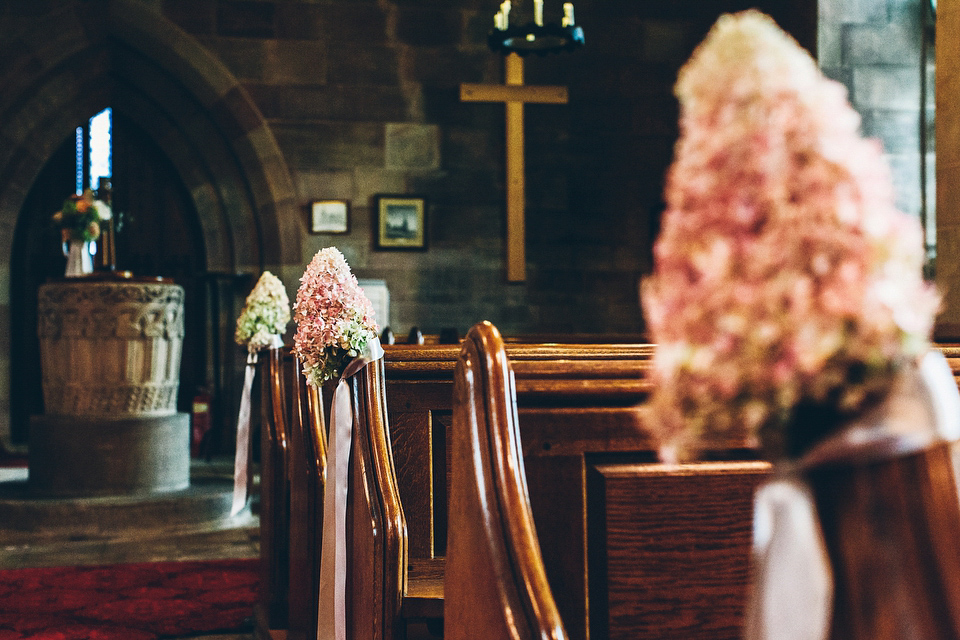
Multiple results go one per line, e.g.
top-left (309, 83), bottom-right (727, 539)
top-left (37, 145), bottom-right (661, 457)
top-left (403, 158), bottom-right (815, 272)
top-left (29, 277), bottom-right (190, 497)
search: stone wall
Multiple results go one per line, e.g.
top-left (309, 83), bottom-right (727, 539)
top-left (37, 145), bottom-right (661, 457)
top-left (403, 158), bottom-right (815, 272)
top-left (818, 0), bottom-right (936, 263)
top-left (159, 0), bottom-right (816, 337)
top-left (0, 0), bottom-right (842, 447)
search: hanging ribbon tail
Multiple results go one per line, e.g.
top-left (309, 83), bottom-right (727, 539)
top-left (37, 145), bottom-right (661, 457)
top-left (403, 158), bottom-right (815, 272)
top-left (230, 335), bottom-right (284, 518)
top-left (230, 356), bottom-right (257, 517)
top-left (743, 475), bottom-right (833, 640)
top-left (317, 337), bottom-right (385, 640)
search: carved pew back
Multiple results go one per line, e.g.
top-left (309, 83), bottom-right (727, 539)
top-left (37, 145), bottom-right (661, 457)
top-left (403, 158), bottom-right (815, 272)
top-left (446, 321), bottom-right (568, 640)
top-left (361, 333), bottom-right (767, 640)
top-left (346, 356), bottom-right (407, 640)
top-left (343, 339), bottom-right (662, 639)
top-left (446, 322), bottom-right (772, 640)
top-left (257, 348), bottom-right (329, 640)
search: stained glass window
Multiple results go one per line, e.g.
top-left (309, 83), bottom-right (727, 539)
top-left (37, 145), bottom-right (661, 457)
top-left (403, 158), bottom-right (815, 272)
top-left (75, 127), bottom-right (84, 196)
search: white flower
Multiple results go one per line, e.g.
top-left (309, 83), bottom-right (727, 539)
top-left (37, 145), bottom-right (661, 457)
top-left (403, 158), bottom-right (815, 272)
top-left (235, 271), bottom-right (291, 353)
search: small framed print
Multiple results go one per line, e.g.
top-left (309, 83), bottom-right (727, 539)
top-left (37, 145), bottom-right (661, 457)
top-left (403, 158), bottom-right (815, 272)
top-left (374, 195), bottom-right (427, 250)
top-left (310, 200), bottom-right (350, 234)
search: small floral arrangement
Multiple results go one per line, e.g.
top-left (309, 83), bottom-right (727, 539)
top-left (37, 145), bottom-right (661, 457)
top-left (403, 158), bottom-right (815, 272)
top-left (53, 189), bottom-right (111, 242)
top-left (641, 11), bottom-right (940, 461)
top-left (235, 271), bottom-right (291, 353)
top-left (293, 247), bottom-right (379, 386)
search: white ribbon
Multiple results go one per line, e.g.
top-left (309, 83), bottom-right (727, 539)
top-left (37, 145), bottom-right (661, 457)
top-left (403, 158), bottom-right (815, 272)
top-left (317, 337), bottom-right (385, 640)
top-left (745, 477), bottom-right (833, 640)
top-left (743, 350), bottom-right (960, 640)
top-left (231, 334), bottom-right (284, 517)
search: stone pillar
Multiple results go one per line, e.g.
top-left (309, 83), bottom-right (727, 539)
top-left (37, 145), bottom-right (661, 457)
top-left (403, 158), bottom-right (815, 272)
top-left (29, 277), bottom-right (190, 497)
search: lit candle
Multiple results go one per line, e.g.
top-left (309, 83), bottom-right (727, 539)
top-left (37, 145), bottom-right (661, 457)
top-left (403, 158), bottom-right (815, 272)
top-left (534, 0), bottom-right (544, 26)
top-left (495, 10), bottom-right (503, 29)
top-left (503, 0), bottom-right (511, 27)
top-left (562, 2), bottom-right (575, 27)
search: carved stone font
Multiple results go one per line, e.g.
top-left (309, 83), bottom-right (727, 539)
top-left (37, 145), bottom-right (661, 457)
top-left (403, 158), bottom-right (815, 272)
top-left (37, 281), bottom-right (186, 416)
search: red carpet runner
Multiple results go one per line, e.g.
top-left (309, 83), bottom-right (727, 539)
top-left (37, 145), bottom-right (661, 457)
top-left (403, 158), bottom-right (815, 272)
top-left (0, 558), bottom-right (257, 639)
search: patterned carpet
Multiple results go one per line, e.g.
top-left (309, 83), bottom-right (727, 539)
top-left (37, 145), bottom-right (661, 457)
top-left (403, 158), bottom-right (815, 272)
top-left (0, 558), bottom-right (258, 639)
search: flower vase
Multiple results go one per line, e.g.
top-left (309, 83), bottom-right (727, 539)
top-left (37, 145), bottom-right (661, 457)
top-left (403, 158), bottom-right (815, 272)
top-left (63, 240), bottom-right (94, 277)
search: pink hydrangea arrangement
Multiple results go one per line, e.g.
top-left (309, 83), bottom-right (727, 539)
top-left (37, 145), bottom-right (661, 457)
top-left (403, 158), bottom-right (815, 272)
top-left (235, 271), bottom-right (291, 353)
top-left (642, 11), bottom-right (940, 461)
top-left (293, 247), bottom-right (380, 386)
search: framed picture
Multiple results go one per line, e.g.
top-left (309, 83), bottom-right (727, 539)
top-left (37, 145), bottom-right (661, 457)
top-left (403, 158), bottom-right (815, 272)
top-left (310, 200), bottom-right (350, 234)
top-left (374, 195), bottom-right (427, 250)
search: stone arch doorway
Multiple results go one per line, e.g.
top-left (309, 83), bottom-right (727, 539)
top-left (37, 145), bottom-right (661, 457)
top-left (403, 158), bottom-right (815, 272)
top-left (0, 0), bottom-right (299, 448)
top-left (9, 114), bottom-right (207, 445)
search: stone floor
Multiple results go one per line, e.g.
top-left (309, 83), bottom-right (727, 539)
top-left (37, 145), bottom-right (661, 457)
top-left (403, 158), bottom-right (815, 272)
top-left (0, 458), bottom-right (260, 640)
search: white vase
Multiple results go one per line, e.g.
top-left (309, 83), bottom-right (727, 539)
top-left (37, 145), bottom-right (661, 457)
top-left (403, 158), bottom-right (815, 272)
top-left (63, 240), bottom-right (95, 277)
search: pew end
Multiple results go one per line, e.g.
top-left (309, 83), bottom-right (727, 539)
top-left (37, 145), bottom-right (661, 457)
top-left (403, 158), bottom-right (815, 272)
top-left (446, 320), bottom-right (568, 640)
top-left (256, 347), bottom-right (293, 637)
top-left (445, 322), bottom-right (773, 639)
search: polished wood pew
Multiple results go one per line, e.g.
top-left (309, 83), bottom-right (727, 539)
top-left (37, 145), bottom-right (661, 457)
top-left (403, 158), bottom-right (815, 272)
top-left (287, 356), bottom-right (328, 640)
top-left (345, 332), bottom-right (769, 640)
top-left (256, 347), bottom-right (329, 640)
top-left (345, 355), bottom-right (408, 640)
top-left (584, 460), bottom-right (770, 639)
top-left (445, 322), bottom-right (771, 639)
top-left (256, 347), bottom-right (293, 637)
top-left (378, 337), bottom-right (661, 638)
top-left (446, 321), bottom-right (568, 639)
top-left (271, 336), bottom-right (960, 640)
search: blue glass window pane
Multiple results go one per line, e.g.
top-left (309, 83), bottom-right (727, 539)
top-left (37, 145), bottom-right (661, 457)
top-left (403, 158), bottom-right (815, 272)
top-left (75, 127), bottom-right (83, 196)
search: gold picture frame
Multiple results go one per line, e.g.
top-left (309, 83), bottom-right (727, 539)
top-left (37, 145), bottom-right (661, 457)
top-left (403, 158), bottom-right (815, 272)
top-left (374, 195), bottom-right (427, 250)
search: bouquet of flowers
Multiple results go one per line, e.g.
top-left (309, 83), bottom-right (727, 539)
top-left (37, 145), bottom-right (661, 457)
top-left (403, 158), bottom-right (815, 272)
top-left (53, 189), bottom-right (111, 242)
top-left (293, 247), bottom-right (379, 386)
top-left (235, 271), bottom-right (291, 353)
top-left (641, 11), bottom-right (940, 461)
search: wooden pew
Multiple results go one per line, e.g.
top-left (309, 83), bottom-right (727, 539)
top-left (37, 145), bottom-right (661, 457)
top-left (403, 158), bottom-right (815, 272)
top-left (341, 330), bottom-right (769, 639)
top-left (273, 336), bottom-right (960, 640)
top-left (446, 320), bottom-right (568, 639)
top-left (445, 322), bottom-right (771, 639)
top-left (256, 347), bottom-right (329, 640)
top-left (256, 347), bottom-right (293, 637)
top-left (378, 338), bottom-right (660, 639)
top-left (346, 355), bottom-right (408, 640)
top-left (287, 356), bottom-right (328, 640)
top-left (584, 460), bottom-right (770, 639)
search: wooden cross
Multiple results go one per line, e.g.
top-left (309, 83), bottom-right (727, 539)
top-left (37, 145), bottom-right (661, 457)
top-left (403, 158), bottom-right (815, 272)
top-left (460, 53), bottom-right (568, 282)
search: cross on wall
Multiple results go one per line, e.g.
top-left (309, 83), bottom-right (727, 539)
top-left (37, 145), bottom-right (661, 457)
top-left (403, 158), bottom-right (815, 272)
top-left (460, 53), bottom-right (568, 282)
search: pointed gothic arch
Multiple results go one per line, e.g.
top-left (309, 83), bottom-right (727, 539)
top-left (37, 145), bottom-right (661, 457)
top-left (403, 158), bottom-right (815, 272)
top-left (0, 0), bottom-right (299, 445)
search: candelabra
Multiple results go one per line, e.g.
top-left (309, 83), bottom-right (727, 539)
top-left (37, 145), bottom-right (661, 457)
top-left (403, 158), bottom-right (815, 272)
top-left (488, 0), bottom-right (584, 56)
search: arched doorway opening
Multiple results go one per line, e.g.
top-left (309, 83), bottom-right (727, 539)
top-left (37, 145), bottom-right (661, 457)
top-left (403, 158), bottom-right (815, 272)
top-left (0, 0), bottom-right (300, 452)
top-left (9, 113), bottom-right (207, 445)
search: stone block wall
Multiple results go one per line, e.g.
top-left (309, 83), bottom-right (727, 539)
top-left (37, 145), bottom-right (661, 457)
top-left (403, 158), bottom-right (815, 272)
top-left (159, 0), bottom-right (816, 337)
top-left (818, 0), bottom-right (936, 262)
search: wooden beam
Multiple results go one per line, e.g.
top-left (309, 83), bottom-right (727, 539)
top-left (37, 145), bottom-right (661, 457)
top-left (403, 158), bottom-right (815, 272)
top-left (459, 54), bottom-right (568, 282)
top-left (459, 84), bottom-right (568, 104)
